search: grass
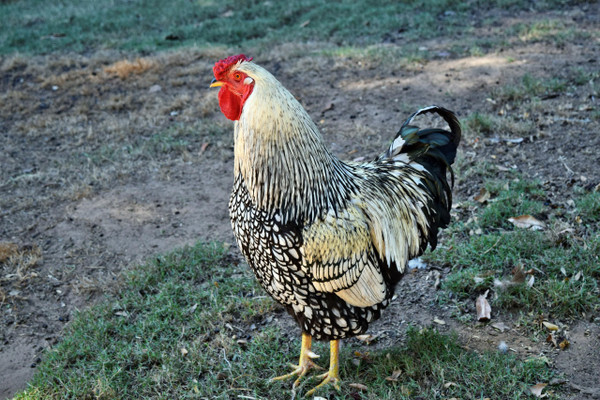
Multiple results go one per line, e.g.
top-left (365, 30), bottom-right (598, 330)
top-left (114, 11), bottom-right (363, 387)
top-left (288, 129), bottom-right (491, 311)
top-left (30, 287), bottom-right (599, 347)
top-left (462, 111), bottom-right (536, 142)
top-left (14, 242), bottom-right (557, 399)
top-left (0, 0), bottom-right (588, 55)
top-left (510, 19), bottom-right (594, 45)
top-left (493, 68), bottom-right (599, 106)
top-left (424, 177), bottom-right (600, 322)
top-left (493, 73), bottom-right (569, 104)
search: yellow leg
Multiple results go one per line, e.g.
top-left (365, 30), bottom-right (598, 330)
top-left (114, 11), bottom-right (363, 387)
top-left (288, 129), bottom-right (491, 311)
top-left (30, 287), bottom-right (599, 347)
top-left (271, 332), bottom-right (323, 387)
top-left (304, 339), bottom-right (342, 397)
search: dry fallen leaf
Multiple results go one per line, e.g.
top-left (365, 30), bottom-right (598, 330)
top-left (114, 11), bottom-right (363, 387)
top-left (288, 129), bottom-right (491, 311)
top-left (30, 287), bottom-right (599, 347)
top-left (433, 317), bottom-right (446, 325)
top-left (542, 321), bottom-right (559, 331)
top-left (559, 339), bottom-right (570, 350)
top-left (474, 187), bottom-right (491, 203)
top-left (508, 215), bottom-right (546, 230)
top-left (199, 142), bottom-right (210, 156)
top-left (216, 371), bottom-right (228, 380)
top-left (527, 275), bottom-right (535, 288)
top-left (530, 383), bottom-right (548, 398)
top-left (353, 351), bottom-right (372, 362)
top-left (180, 347), bottom-right (188, 357)
top-left (476, 290), bottom-right (492, 322)
top-left (385, 369), bottom-right (403, 382)
top-left (526, 355), bottom-right (552, 366)
top-left (491, 322), bottom-right (510, 332)
top-left (349, 383), bottom-right (368, 391)
top-left (511, 265), bottom-right (526, 283)
top-left (114, 311), bottom-right (129, 317)
top-left (356, 334), bottom-right (375, 344)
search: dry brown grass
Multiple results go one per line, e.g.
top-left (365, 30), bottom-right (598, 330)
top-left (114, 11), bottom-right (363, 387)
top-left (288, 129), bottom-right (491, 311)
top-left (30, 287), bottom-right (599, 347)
top-left (0, 243), bottom-right (42, 283)
top-left (103, 58), bottom-right (155, 79)
top-left (0, 242), bottom-right (19, 263)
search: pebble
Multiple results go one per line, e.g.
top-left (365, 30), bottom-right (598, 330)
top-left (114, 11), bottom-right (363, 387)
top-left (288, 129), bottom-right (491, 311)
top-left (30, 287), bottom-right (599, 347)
top-left (498, 341), bottom-right (508, 354)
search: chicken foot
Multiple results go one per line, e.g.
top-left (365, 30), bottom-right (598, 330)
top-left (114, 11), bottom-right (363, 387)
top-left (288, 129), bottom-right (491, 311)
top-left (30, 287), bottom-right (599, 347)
top-left (304, 339), bottom-right (341, 397)
top-left (271, 332), bottom-right (323, 387)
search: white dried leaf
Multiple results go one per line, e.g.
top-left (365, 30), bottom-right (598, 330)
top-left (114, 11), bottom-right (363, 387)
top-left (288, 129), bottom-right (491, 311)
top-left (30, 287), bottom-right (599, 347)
top-left (476, 293), bottom-right (492, 322)
top-left (385, 369), bottom-right (402, 382)
top-left (348, 383), bottom-right (368, 391)
top-left (527, 275), bottom-right (535, 288)
top-left (508, 215), bottom-right (546, 230)
top-left (530, 383), bottom-right (548, 398)
top-left (491, 322), bottom-right (510, 332)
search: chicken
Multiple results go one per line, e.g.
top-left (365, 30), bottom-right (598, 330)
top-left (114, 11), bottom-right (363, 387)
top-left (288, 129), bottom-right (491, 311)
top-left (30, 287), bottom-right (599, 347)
top-left (210, 54), bottom-right (461, 396)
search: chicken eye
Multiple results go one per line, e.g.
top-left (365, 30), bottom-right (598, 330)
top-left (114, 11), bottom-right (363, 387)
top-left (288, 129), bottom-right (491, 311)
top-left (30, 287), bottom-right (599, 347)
top-left (233, 73), bottom-right (242, 81)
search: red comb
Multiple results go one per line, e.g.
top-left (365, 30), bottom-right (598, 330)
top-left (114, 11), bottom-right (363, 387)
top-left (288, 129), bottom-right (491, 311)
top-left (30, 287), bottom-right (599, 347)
top-left (213, 54), bottom-right (253, 79)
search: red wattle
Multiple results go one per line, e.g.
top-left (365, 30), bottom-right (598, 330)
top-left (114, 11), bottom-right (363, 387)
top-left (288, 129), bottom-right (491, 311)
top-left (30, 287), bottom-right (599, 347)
top-left (218, 86), bottom-right (241, 121)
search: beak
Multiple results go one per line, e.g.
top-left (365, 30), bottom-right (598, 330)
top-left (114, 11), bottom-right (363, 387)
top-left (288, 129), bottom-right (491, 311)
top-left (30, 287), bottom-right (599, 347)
top-left (210, 78), bottom-right (224, 88)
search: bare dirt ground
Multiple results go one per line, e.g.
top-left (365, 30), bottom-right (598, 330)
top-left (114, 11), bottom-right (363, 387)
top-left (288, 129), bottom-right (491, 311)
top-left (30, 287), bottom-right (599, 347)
top-left (1, 4), bottom-right (599, 399)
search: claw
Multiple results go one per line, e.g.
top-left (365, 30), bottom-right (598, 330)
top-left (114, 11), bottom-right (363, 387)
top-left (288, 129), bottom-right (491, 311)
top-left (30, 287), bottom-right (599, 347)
top-left (272, 335), bottom-right (343, 397)
top-left (271, 357), bottom-right (323, 387)
top-left (271, 333), bottom-right (322, 387)
top-left (304, 370), bottom-right (341, 397)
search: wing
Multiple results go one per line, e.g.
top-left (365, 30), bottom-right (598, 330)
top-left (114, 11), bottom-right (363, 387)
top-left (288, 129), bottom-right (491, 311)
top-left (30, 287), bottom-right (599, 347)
top-left (302, 201), bottom-right (388, 308)
top-left (301, 164), bottom-right (437, 309)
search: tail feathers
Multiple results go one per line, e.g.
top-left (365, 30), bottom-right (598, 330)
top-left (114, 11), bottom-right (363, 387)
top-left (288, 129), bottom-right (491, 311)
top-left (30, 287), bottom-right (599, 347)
top-left (383, 106), bottom-right (462, 245)
top-left (385, 106), bottom-right (461, 167)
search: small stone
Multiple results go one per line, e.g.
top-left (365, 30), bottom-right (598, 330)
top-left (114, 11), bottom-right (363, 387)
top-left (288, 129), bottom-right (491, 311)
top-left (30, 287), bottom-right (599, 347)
top-left (498, 341), bottom-right (508, 353)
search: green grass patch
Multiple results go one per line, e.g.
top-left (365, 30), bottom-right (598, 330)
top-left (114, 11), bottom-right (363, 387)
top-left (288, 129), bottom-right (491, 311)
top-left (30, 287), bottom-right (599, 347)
top-left (464, 112), bottom-right (497, 136)
top-left (462, 112), bottom-right (535, 140)
top-left (493, 66), bottom-right (598, 105)
top-left (425, 178), bottom-right (600, 321)
top-left (478, 178), bottom-right (546, 229)
top-left (494, 73), bottom-right (569, 103)
top-left (0, 0), bottom-right (588, 55)
top-left (14, 242), bottom-right (558, 399)
top-left (14, 242), bottom-right (278, 399)
top-left (576, 190), bottom-right (600, 223)
top-left (510, 19), bottom-right (594, 45)
top-left (335, 327), bottom-right (556, 399)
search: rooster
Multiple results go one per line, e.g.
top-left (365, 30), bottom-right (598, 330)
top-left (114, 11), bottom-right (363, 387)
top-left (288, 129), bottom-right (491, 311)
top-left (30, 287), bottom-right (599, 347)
top-left (210, 54), bottom-right (460, 396)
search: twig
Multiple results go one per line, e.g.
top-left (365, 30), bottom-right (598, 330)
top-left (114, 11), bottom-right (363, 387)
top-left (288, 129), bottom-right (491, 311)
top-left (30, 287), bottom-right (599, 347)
top-left (482, 235), bottom-right (502, 254)
top-left (558, 156), bottom-right (574, 175)
top-left (222, 348), bottom-right (232, 371)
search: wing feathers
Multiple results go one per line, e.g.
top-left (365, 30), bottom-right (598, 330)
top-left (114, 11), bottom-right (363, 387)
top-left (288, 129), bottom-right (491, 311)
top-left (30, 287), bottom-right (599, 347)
top-left (335, 262), bottom-right (386, 307)
top-left (303, 204), bottom-right (388, 308)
